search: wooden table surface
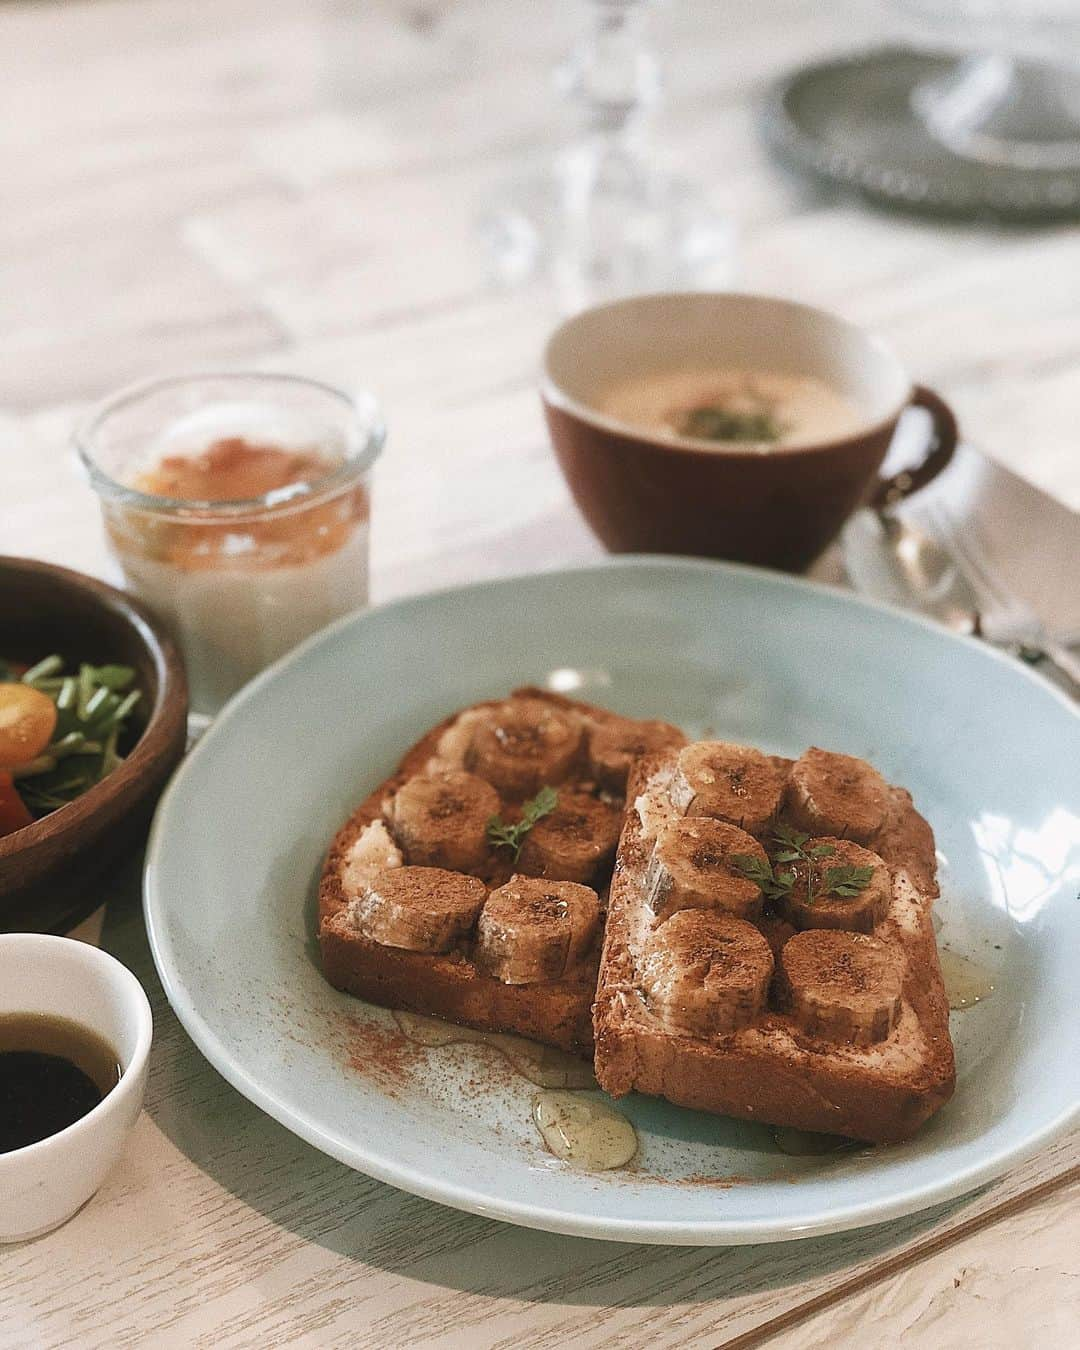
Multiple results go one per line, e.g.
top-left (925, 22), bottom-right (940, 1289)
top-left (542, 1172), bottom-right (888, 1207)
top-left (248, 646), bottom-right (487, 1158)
top-left (2, 1), bottom-right (1078, 1345)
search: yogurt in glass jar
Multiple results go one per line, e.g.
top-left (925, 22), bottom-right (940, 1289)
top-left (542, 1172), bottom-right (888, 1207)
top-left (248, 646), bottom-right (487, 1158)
top-left (76, 373), bottom-right (384, 715)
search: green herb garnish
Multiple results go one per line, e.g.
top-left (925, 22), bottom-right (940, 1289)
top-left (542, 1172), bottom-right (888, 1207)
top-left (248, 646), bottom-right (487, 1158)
top-left (731, 853), bottom-right (795, 901)
top-left (770, 823), bottom-right (837, 904)
top-left (770, 823), bottom-right (837, 864)
top-left (733, 826), bottom-right (874, 906)
top-left (10, 656), bottom-right (140, 816)
top-left (486, 786), bottom-right (559, 862)
top-left (771, 826), bottom-right (875, 904)
top-left (680, 406), bottom-right (782, 444)
top-left (820, 864), bottom-right (875, 899)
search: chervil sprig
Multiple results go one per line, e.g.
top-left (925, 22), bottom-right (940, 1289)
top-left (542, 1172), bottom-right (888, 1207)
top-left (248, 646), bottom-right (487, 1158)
top-left (820, 864), bottom-right (875, 899)
top-left (731, 853), bottom-right (796, 901)
top-left (769, 824), bottom-right (838, 903)
top-left (486, 786), bottom-right (559, 862)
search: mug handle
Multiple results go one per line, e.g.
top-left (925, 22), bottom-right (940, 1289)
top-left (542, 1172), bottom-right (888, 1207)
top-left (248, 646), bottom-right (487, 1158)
top-left (871, 385), bottom-right (958, 510)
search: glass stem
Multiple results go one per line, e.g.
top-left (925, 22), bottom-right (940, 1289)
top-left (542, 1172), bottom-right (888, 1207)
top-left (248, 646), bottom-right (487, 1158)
top-left (562, 0), bottom-right (660, 148)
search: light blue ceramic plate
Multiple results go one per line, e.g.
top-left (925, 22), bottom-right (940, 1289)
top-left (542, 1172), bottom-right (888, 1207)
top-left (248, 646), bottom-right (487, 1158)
top-left (144, 558), bottom-right (1080, 1244)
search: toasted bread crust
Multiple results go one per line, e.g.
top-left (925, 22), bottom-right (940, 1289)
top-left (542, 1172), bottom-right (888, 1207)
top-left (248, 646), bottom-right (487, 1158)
top-left (594, 750), bottom-right (955, 1143)
top-left (320, 913), bottom-right (597, 1054)
top-left (318, 689), bottom-right (675, 1056)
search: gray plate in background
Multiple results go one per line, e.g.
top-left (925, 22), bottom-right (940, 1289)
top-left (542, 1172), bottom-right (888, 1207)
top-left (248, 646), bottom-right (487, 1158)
top-left (764, 47), bottom-right (1080, 221)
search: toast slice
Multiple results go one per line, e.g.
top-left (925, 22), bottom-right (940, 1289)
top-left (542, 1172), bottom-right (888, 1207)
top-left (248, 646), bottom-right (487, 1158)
top-left (319, 688), bottom-right (685, 1056)
top-left (594, 741), bottom-right (955, 1142)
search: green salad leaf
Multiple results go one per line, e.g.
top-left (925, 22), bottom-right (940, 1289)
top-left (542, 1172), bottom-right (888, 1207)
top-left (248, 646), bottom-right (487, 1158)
top-left (11, 656), bottom-right (141, 815)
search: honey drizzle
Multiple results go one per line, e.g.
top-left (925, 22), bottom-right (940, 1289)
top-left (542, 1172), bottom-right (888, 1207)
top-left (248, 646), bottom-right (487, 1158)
top-left (939, 949), bottom-right (997, 1010)
top-left (533, 1091), bottom-right (638, 1171)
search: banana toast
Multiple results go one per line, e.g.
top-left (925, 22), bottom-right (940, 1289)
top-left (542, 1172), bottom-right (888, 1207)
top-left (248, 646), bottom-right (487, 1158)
top-left (319, 688), bottom-right (685, 1055)
top-left (593, 741), bottom-right (955, 1142)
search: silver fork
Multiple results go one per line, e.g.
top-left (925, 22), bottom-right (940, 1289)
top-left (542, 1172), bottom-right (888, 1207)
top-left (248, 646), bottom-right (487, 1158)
top-left (928, 504), bottom-right (1080, 697)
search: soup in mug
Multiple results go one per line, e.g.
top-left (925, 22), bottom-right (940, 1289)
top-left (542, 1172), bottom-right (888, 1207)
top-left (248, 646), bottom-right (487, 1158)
top-left (597, 369), bottom-right (864, 449)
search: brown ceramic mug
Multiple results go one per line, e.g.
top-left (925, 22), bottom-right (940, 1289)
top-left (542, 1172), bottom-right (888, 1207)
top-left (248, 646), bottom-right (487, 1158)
top-left (541, 293), bottom-right (958, 572)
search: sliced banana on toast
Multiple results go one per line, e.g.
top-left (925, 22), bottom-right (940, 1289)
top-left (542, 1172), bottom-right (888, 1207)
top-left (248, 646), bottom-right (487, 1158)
top-left (780, 929), bottom-right (903, 1045)
top-left (670, 741), bottom-right (785, 834)
top-left (349, 866), bottom-right (487, 953)
top-left (640, 910), bottom-right (774, 1036)
top-left (465, 699), bottom-right (582, 798)
top-left (785, 747), bottom-right (889, 843)
top-left (387, 770), bottom-right (500, 872)
top-left (517, 790), bottom-right (621, 884)
top-left (342, 819), bottom-right (404, 894)
top-left (587, 717), bottom-right (687, 793)
top-left (644, 817), bottom-right (767, 923)
top-left (475, 876), bottom-right (600, 984)
top-left (777, 837), bottom-right (892, 934)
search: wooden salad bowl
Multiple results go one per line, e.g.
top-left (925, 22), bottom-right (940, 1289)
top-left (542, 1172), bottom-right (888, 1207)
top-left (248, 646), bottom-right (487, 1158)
top-left (0, 556), bottom-right (188, 933)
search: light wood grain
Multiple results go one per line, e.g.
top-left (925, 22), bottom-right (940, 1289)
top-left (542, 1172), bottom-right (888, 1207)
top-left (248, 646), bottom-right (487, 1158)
top-left (1, 882), bottom-right (1075, 1350)
top-left (2, 0), bottom-right (1079, 1345)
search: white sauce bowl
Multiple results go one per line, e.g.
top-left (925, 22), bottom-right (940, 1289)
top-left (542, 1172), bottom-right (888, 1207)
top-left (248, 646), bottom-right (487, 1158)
top-left (0, 933), bottom-right (152, 1242)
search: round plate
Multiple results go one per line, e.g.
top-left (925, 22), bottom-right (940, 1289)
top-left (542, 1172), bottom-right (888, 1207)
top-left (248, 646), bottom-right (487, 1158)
top-left (144, 558), bottom-right (1080, 1244)
top-left (764, 47), bottom-right (1080, 221)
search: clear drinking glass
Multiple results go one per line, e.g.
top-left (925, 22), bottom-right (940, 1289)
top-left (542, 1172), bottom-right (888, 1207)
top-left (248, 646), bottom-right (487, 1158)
top-left (479, 0), bottom-right (733, 311)
top-left (76, 373), bottom-right (384, 716)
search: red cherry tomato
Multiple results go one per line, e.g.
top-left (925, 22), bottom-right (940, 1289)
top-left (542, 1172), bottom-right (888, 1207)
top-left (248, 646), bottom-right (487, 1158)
top-left (0, 683), bottom-right (57, 768)
top-left (0, 770), bottom-right (34, 838)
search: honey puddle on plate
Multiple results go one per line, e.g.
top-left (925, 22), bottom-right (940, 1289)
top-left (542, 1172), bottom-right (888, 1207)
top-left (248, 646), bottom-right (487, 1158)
top-left (939, 949), bottom-right (997, 1010)
top-left (391, 1013), bottom-right (638, 1171)
top-left (533, 1091), bottom-right (638, 1171)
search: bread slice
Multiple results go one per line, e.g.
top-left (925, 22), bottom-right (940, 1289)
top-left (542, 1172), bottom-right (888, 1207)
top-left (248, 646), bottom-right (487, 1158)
top-left (319, 689), bottom-right (685, 1056)
top-left (593, 743), bottom-right (955, 1142)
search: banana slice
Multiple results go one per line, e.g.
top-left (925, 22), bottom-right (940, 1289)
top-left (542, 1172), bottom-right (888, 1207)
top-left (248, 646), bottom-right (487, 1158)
top-left (387, 770), bottom-right (500, 872)
top-left (780, 929), bottom-right (903, 1045)
top-left (777, 838), bottom-right (892, 934)
top-left (465, 700), bottom-right (582, 798)
top-left (342, 819), bottom-right (404, 895)
top-left (475, 876), bottom-right (600, 984)
top-left (644, 817), bottom-right (767, 923)
top-left (350, 866), bottom-right (487, 953)
top-left (670, 741), bottom-right (785, 835)
top-left (640, 911), bottom-right (774, 1036)
top-left (785, 747), bottom-right (890, 843)
top-left (516, 790), bottom-right (621, 884)
top-left (587, 718), bottom-right (687, 793)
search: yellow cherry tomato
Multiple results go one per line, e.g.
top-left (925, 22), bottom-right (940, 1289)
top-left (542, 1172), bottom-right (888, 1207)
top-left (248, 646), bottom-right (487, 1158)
top-left (0, 683), bottom-right (58, 767)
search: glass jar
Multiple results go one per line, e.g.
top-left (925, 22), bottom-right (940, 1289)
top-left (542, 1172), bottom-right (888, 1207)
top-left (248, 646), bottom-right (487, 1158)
top-left (76, 372), bottom-right (384, 715)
